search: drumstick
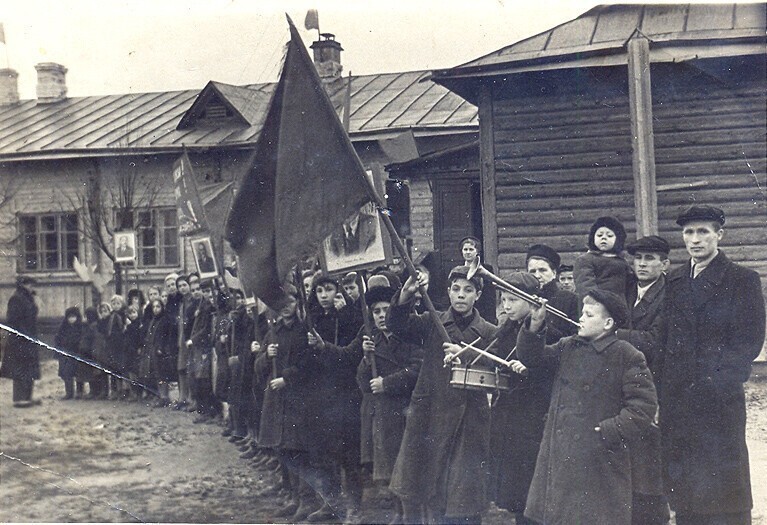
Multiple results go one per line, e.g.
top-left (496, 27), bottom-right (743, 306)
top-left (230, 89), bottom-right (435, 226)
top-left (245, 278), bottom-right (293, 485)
top-left (443, 337), bottom-right (482, 367)
top-left (461, 341), bottom-right (512, 368)
top-left (469, 338), bottom-right (499, 366)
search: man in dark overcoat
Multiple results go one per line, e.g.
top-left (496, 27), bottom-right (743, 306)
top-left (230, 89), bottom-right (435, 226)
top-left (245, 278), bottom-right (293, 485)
top-left (659, 206), bottom-right (766, 525)
top-left (617, 235), bottom-right (672, 525)
top-left (387, 265), bottom-right (498, 524)
top-left (1, 276), bottom-right (41, 407)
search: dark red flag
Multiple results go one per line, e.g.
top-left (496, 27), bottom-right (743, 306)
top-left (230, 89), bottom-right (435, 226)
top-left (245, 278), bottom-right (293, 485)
top-left (226, 16), bottom-right (372, 309)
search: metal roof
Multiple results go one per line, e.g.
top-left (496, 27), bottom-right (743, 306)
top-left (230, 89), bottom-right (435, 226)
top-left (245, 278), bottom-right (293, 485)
top-left (0, 70), bottom-right (478, 161)
top-left (433, 3), bottom-right (766, 81)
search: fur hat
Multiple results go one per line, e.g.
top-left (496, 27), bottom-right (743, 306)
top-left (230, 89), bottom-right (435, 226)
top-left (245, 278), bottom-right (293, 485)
top-left (365, 285), bottom-right (396, 306)
top-left (587, 216), bottom-right (627, 254)
top-left (584, 289), bottom-right (630, 330)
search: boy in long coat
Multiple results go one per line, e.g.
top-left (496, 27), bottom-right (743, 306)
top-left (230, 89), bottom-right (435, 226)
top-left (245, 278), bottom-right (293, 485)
top-left (387, 265), bottom-right (497, 524)
top-left (659, 206), bottom-right (766, 524)
top-left (518, 289), bottom-right (657, 525)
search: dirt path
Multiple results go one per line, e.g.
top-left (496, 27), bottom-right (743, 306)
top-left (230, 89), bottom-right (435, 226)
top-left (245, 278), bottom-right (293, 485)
top-left (1, 360), bottom-right (766, 523)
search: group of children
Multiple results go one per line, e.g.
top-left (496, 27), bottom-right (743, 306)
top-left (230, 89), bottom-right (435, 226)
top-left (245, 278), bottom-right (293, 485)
top-left (52, 214), bottom-right (659, 524)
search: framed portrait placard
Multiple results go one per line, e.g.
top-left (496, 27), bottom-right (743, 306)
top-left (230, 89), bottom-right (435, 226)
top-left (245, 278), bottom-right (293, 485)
top-left (114, 231), bottom-right (137, 264)
top-left (190, 236), bottom-right (218, 280)
top-left (319, 169), bottom-right (393, 275)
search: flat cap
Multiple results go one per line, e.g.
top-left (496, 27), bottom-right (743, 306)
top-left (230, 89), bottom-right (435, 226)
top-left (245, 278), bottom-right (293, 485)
top-left (585, 289), bottom-right (630, 330)
top-left (506, 272), bottom-right (540, 296)
top-left (626, 235), bottom-right (670, 256)
top-left (676, 205), bottom-right (725, 227)
top-left (459, 236), bottom-right (482, 250)
top-left (526, 244), bottom-right (561, 271)
top-left (365, 285), bottom-right (396, 305)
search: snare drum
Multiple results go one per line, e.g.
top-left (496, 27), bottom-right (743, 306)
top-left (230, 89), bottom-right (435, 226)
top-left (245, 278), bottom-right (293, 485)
top-left (449, 365), bottom-right (510, 392)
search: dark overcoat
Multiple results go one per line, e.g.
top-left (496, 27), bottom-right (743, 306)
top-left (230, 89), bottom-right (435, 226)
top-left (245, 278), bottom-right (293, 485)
top-left (540, 280), bottom-right (580, 343)
top-left (659, 252), bottom-right (766, 515)
top-left (0, 285), bottom-right (40, 381)
top-left (356, 329), bottom-right (423, 481)
top-left (489, 318), bottom-right (556, 513)
top-left (305, 305), bottom-right (363, 454)
top-left (188, 300), bottom-right (214, 380)
top-left (77, 321), bottom-right (103, 382)
top-left (616, 276), bottom-right (667, 498)
top-left (517, 327), bottom-right (657, 525)
top-left (256, 316), bottom-right (312, 450)
top-left (387, 297), bottom-right (498, 518)
top-left (574, 250), bottom-right (635, 302)
top-left (54, 317), bottom-right (83, 380)
top-left (143, 314), bottom-right (175, 382)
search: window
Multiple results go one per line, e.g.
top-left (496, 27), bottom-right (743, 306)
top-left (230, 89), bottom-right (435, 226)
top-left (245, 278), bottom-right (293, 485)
top-left (134, 208), bottom-right (179, 268)
top-left (19, 213), bottom-right (79, 271)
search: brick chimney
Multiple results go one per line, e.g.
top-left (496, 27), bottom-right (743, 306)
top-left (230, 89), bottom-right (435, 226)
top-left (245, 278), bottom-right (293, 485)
top-left (0, 69), bottom-right (20, 105)
top-left (35, 62), bottom-right (68, 103)
top-left (310, 33), bottom-right (343, 84)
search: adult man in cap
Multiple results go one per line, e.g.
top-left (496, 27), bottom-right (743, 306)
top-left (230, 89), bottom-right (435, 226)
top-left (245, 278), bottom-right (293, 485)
top-left (1, 276), bottom-right (41, 407)
top-left (618, 235), bottom-right (672, 525)
top-left (660, 205), bottom-right (765, 525)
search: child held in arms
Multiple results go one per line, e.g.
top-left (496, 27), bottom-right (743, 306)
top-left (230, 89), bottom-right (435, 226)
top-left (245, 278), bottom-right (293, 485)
top-left (517, 289), bottom-right (657, 525)
top-left (573, 216), bottom-right (634, 301)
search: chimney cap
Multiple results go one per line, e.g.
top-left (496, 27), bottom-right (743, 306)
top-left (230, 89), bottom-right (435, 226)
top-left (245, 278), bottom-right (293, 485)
top-left (35, 62), bottom-right (68, 74)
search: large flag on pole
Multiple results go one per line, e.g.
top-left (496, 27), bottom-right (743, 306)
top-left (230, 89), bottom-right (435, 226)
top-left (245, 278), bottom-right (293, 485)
top-left (173, 149), bottom-right (209, 237)
top-left (226, 15), bottom-right (372, 310)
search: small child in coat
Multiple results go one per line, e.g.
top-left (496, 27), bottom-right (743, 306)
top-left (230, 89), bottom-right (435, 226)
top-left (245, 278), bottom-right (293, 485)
top-left (54, 306), bottom-right (83, 400)
top-left (573, 216), bottom-right (634, 301)
top-left (517, 289), bottom-right (658, 525)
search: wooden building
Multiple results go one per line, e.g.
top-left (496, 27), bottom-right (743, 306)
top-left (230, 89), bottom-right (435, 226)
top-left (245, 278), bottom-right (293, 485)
top-left (427, 3), bottom-right (766, 281)
top-left (0, 35), bottom-right (478, 323)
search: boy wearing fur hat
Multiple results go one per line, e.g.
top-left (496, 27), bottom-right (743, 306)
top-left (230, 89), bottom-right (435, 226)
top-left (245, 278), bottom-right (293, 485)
top-left (353, 282), bottom-right (424, 523)
top-left (387, 265), bottom-right (498, 524)
top-left (517, 289), bottom-right (657, 525)
top-left (573, 216), bottom-right (635, 302)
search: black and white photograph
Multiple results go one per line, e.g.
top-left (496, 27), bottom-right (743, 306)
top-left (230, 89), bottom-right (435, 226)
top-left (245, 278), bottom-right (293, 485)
top-left (113, 231), bottom-right (137, 263)
top-left (190, 236), bottom-right (218, 279)
top-left (0, 1), bottom-right (766, 524)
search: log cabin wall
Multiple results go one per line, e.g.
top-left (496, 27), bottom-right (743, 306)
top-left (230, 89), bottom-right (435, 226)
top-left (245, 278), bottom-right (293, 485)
top-left (492, 67), bottom-right (636, 276)
top-left (652, 56), bottom-right (767, 278)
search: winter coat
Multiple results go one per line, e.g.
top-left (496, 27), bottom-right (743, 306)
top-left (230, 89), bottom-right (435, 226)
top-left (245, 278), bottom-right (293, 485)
top-left (188, 300), bottom-right (214, 380)
top-left (539, 280), bottom-right (580, 343)
top-left (659, 251), bottom-right (766, 515)
top-left (54, 316), bottom-right (83, 380)
top-left (122, 319), bottom-right (143, 375)
top-left (387, 297), bottom-right (498, 518)
top-left (573, 250), bottom-right (634, 302)
top-left (255, 316), bottom-right (313, 450)
top-left (177, 295), bottom-right (198, 371)
top-left (1, 285), bottom-right (40, 382)
top-left (489, 318), bottom-right (556, 513)
top-left (101, 312), bottom-right (125, 371)
top-left (517, 326), bottom-right (657, 525)
top-left (616, 275), bottom-right (667, 498)
top-left (356, 330), bottom-right (423, 482)
top-left (77, 322), bottom-right (104, 383)
top-left (142, 313), bottom-right (175, 382)
top-left (304, 304), bottom-right (364, 455)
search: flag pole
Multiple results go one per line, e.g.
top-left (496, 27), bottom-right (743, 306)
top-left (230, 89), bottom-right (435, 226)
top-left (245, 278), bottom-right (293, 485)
top-left (363, 168), bottom-right (451, 344)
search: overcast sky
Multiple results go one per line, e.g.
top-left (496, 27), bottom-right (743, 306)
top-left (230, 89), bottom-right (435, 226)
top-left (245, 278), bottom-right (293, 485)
top-left (0, 0), bottom-right (732, 100)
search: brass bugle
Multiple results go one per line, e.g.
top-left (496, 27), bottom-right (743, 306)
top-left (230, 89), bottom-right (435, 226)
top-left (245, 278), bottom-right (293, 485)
top-left (467, 257), bottom-right (581, 329)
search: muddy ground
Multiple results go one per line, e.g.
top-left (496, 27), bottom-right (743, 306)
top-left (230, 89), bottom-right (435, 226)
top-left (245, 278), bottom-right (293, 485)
top-left (1, 358), bottom-right (766, 523)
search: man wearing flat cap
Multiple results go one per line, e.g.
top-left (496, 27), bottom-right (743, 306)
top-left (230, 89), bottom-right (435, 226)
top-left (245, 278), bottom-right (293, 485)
top-left (0, 276), bottom-right (41, 407)
top-left (618, 235), bottom-right (672, 525)
top-left (659, 205), bottom-right (766, 525)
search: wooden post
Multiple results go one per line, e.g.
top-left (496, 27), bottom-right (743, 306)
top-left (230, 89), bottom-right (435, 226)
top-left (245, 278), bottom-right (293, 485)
top-left (627, 33), bottom-right (658, 237)
top-left (477, 82), bottom-right (499, 270)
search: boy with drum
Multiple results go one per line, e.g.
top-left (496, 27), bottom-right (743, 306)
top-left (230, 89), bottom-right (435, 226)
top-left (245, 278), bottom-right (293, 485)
top-left (387, 265), bottom-right (498, 524)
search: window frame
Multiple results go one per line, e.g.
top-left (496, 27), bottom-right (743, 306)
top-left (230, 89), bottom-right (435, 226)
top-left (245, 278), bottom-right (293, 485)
top-left (130, 207), bottom-right (180, 269)
top-left (18, 212), bottom-right (80, 273)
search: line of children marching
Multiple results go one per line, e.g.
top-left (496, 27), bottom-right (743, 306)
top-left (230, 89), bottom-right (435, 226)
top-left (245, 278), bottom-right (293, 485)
top-left (52, 213), bottom-right (664, 524)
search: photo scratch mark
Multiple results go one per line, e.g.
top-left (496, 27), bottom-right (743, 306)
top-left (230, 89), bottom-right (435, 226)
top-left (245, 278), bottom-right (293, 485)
top-left (0, 452), bottom-right (146, 523)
